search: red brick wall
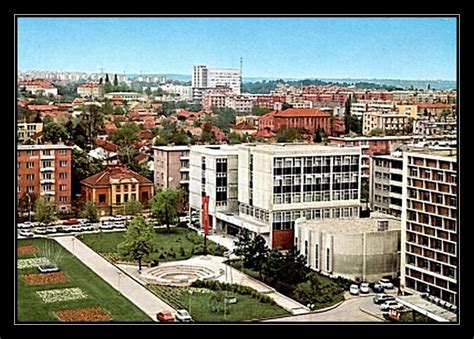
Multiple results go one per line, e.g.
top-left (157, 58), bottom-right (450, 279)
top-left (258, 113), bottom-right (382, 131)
top-left (54, 149), bottom-right (72, 206)
top-left (272, 229), bottom-right (294, 250)
top-left (17, 150), bottom-right (41, 201)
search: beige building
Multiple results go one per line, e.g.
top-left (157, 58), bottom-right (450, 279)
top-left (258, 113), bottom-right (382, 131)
top-left (17, 123), bottom-right (43, 143)
top-left (77, 82), bottom-right (102, 97)
top-left (401, 148), bottom-right (457, 305)
top-left (396, 104), bottom-right (418, 118)
top-left (295, 212), bottom-right (401, 282)
top-left (363, 112), bottom-right (409, 135)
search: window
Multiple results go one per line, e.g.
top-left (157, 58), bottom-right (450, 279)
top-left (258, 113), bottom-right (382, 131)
top-left (99, 194), bottom-right (106, 203)
top-left (59, 172), bottom-right (67, 179)
top-left (26, 174), bottom-right (34, 180)
top-left (60, 160), bottom-right (67, 167)
top-left (26, 162), bottom-right (34, 168)
top-left (315, 244), bottom-right (319, 269)
top-left (59, 196), bottom-right (68, 202)
top-left (142, 191), bottom-right (149, 201)
top-left (59, 149), bottom-right (67, 155)
top-left (27, 186), bottom-right (34, 193)
top-left (378, 220), bottom-right (389, 231)
top-left (116, 194), bottom-right (121, 204)
top-left (42, 150), bottom-right (51, 156)
top-left (59, 185), bottom-right (67, 191)
top-left (304, 240), bottom-right (308, 258)
top-left (326, 248), bottom-right (331, 272)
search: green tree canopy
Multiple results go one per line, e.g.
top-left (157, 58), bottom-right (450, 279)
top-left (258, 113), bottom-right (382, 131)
top-left (35, 197), bottom-right (57, 225)
top-left (117, 217), bottom-right (157, 271)
top-left (82, 201), bottom-right (99, 222)
top-left (276, 128), bottom-right (303, 142)
top-left (149, 188), bottom-right (183, 233)
top-left (43, 120), bottom-right (69, 144)
top-left (124, 199), bottom-right (143, 216)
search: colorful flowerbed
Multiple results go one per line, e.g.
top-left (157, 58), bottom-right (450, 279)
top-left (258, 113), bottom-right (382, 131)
top-left (17, 257), bottom-right (52, 269)
top-left (18, 245), bottom-right (39, 255)
top-left (55, 307), bottom-right (113, 322)
top-left (36, 287), bottom-right (88, 303)
top-left (22, 272), bottom-right (71, 285)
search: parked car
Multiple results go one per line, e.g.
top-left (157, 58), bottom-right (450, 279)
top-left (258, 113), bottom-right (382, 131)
top-left (19, 229), bottom-right (34, 237)
top-left (63, 218), bottom-right (80, 225)
top-left (100, 222), bottom-right (114, 230)
top-left (372, 283), bottom-right (385, 293)
top-left (379, 278), bottom-right (394, 289)
top-left (349, 284), bottom-right (359, 295)
top-left (46, 226), bottom-right (57, 233)
top-left (373, 293), bottom-right (395, 304)
top-left (175, 309), bottom-right (193, 322)
top-left (156, 311), bottom-right (175, 323)
top-left (380, 300), bottom-right (402, 311)
top-left (82, 225), bottom-right (95, 232)
top-left (111, 215), bottom-right (125, 222)
top-left (360, 282), bottom-right (370, 294)
top-left (34, 227), bottom-right (47, 235)
top-left (18, 221), bottom-right (33, 229)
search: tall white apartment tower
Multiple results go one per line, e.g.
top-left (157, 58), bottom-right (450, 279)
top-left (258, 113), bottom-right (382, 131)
top-left (192, 65), bottom-right (208, 88)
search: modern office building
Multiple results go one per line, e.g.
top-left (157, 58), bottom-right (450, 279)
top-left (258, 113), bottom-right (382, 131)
top-left (295, 212), bottom-right (401, 282)
top-left (17, 144), bottom-right (73, 212)
top-left (189, 143), bottom-right (362, 250)
top-left (400, 148), bottom-right (457, 305)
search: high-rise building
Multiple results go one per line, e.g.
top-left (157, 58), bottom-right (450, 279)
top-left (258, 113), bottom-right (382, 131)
top-left (191, 65), bottom-right (241, 101)
top-left (17, 145), bottom-right (73, 213)
top-left (400, 148), bottom-right (457, 305)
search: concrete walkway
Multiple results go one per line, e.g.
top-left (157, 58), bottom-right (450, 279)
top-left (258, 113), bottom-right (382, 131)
top-left (55, 236), bottom-right (175, 322)
top-left (127, 255), bottom-right (309, 315)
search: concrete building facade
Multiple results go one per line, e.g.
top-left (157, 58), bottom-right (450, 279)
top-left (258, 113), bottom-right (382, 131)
top-left (17, 123), bottom-right (43, 144)
top-left (363, 111), bottom-right (409, 136)
top-left (400, 149), bottom-right (457, 305)
top-left (295, 213), bottom-right (401, 282)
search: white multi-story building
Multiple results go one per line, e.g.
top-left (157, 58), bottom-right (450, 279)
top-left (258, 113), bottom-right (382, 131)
top-left (160, 83), bottom-right (192, 101)
top-left (189, 143), bottom-right (362, 249)
top-left (400, 148), bottom-right (457, 305)
top-left (225, 95), bottom-right (253, 114)
top-left (192, 65), bottom-right (241, 100)
top-left (17, 123), bottom-right (43, 144)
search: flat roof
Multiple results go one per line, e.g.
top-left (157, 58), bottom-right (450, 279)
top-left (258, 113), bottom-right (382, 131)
top-left (190, 144), bottom-right (240, 156)
top-left (153, 145), bottom-right (190, 151)
top-left (240, 143), bottom-right (361, 155)
top-left (407, 148), bottom-right (457, 158)
top-left (396, 293), bottom-right (457, 322)
top-left (18, 144), bottom-right (72, 150)
top-left (296, 212), bottom-right (400, 234)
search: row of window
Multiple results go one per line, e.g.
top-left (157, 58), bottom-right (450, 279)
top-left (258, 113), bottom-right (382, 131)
top-left (18, 172), bottom-right (68, 180)
top-left (273, 189), bottom-right (358, 204)
top-left (239, 203), bottom-right (270, 222)
top-left (18, 161), bottom-right (68, 168)
top-left (272, 207), bottom-right (358, 230)
top-left (21, 149), bottom-right (68, 156)
top-left (274, 156), bottom-right (359, 169)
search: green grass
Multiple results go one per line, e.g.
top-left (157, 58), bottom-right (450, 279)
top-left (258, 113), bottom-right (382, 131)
top-left (17, 238), bottom-right (151, 322)
top-left (148, 285), bottom-right (289, 322)
top-left (81, 228), bottom-right (226, 263)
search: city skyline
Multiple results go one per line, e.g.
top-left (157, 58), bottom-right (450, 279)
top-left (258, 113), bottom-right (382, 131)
top-left (17, 17), bottom-right (457, 81)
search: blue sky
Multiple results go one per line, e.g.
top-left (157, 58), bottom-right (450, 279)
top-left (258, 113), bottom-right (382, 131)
top-left (17, 17), bottom-right (457, 80)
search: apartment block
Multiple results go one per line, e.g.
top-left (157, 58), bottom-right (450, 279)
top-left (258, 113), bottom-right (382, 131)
top-left (400, 149), bottom-right (457, 305)
top-left (17, 144), bottom-right (73, 212)
top-left (77, 82), bottom-right (102, 97)
top-left (17, 122), bottom-right (43, 143)
top-left (363, 111), bottom-right (409, 135)
top-left (370, 153), bottom-right (403, 218)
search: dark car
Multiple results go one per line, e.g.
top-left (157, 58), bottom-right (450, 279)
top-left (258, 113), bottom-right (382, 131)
top-left (156, 311), bottom-right (175, 323)
top-left (373, 293), bottom-right (395, 304)
top-left (372, 283), bottom-right (385, 293)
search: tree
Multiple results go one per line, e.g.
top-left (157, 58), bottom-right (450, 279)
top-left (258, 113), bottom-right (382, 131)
top-left (99, 77), bottom-right (103, 85)
top-left (82, 201), bottom-right (99, 222)
top-left (71, 148), bottom-right (103, 196)
top-left (368, 128), bottom-right (385, 136)
top-left (228, 132), bottom-right (243, 145)
top-left (149, 188), bottom-right (183, 233)
top-left (276, 128), bottom-right (303, 142)
top-left (117, 217), bottom-right (156, 271)
top-left (233, 229), bottom-right (254, 267)
top-left (252, 235), bottom-right (269, 279)
top-left (281, 102), bottom-right (293, 111)
top-left (124, 200), bottom-right (143, 216)
top-left (314, 128), bottom-right (323, 143)
top-left (43, 121), bottom-right (68, 144)
top-left (109, 122), bottom-right (141, 164)
top-left (80, 104), bottom-right (105, 149)
top-left (102, 98), bottom-right (114, 115)
top-left (113, 74), bottom-right (118, 87)
top-left (252, 107), bottom-right (271, 116)
top-left (35, 197), bottom-right (57, 225)
top-left (105, 73), bottom-right (110, 83)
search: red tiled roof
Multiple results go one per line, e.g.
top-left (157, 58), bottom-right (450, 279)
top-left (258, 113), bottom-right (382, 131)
top-left (81, 164), bottom-right (153, 187)
top-left (79, 82), bottom-right (101, 88)
top-left (19, 80), bottom-right (55, 89)
top-left (72, 98), bottom-right (85, 104)
top-left (137, 130), bottom-right (156, 140)
top-left (231, 122), bottom-right (257, 130)
top-left (27, 105), bottom-right (58, 111)
top-left (253, 128), bottom-right (275, 138)
top-left (133, 152), bottom-right (148, 162)
top-left (274, 108), bottom-right (330, 118)
top-left (417, 103), bottom-right (454, 109)
top-left (95, 139), bottom-right (119, 152)
top-left (104, 123), bottom-right (118, 134)
top-left (41, 110), bottom-right (72, 118)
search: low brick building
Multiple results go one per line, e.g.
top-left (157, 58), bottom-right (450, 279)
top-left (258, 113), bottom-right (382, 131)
top-left (81, 164), bottom-right (154, 216)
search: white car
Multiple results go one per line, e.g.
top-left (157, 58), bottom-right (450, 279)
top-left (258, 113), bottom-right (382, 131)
top-left (100, 222), bottom-right (114, 230)
top-left (46, 226), bottom-right (57, 233)
top-left (18, 221), bottom-right (33, 229)
top-left (380, 300), bottom-right (402, 311)
top-left (378, 278), bottom-right (394, 289)
top-left (175, 309), bottom-right (193, 322)
top-left (19, 229), bottom-right (34, 237)
top-left (360, 282), bottom-right (370, 294)
top-left (111, 215), bottom-right (125, 222)
top-left (349, 284), bottom-right (359, 295)
top-left (34, 227), bottom-right (47, 235)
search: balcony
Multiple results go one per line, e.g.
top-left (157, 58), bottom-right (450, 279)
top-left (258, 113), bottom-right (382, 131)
top-left (180, 167), bottom-right (190, 172)
top-left (180, 179), bottom-right (190, 184)
top-left (40, 154), bottom-right (55, 160)
top-left (40, 178), bottom-right (56, 184)
top-left (40, 166), bottom-right (55, 172)
top-left (40, 191), bottom-right (56, 196)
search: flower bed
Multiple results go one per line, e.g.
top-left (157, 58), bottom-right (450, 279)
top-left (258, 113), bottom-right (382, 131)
top-left (22, 272), bottom-right (70, 285)
top-left (18, 246), bottom-right (39, 255)
top-left (55, 306), bottom-right (113, 322)
top-left (36, 287), bottom-right (88, 303)
top-left (17, 257), bottom-right (52, 270)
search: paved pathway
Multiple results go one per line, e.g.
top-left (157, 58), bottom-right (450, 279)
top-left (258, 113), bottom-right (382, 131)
top-left (127, 255), bottom-right (309, 315)
top-left (264, 295), bottom-right (384, 322)
top-left (55, 236), bottom-right (175, 322)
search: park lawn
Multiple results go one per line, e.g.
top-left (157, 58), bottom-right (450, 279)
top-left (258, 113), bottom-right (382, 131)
top-left (17, 238), bottom-right (151, 322)
top-left (228, 260), bottom-right (345, 311)
top-left (81, 227), bottom-right (226, 262)
top-left (147, 285), bottom-right (289, 322)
